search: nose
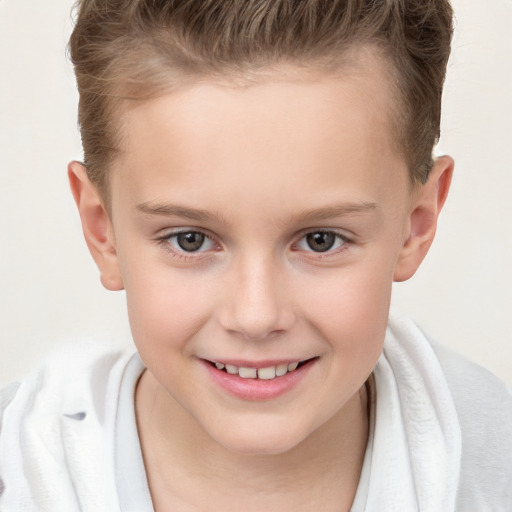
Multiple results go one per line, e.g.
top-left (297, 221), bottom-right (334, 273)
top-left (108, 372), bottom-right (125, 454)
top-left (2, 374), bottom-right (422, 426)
top-left (218, 254), bottom-right (297, 341)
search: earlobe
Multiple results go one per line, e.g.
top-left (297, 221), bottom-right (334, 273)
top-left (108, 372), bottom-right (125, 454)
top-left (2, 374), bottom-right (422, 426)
top-left (393, 156), bottom-right (454, 282)
top-left (68, 161), bottom-right (124, 291)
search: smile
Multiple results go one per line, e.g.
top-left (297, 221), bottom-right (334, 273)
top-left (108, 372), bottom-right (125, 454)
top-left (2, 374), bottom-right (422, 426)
top-left (203, 357), bottom-right (318, 400)
top-left (208, 359), bottom-right (310, 380)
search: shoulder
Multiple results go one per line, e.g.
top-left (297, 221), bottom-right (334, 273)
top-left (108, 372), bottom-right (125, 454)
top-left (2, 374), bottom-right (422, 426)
top-left (415, 325), bottom-right (512, 510)
top-left (429, 336), bottom-right (512, 448)
top-left (0, 339), bottom-right (137, 509)
top-left (0, 338), bottom-right (135, 422)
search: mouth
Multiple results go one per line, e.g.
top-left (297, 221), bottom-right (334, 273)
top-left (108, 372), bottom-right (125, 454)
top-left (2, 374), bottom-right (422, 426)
top-left (202, 357), bottom-right (318, 401)
top-left (206, 358), bottom-right (316, 380)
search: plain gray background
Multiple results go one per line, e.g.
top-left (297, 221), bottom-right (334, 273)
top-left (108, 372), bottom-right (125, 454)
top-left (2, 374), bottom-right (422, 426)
top-left (0, 0), bottom-right (511, 386)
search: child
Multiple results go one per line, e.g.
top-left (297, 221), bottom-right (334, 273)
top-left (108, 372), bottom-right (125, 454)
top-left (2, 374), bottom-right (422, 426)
top-left (0, 1), bottom-right (511, 511)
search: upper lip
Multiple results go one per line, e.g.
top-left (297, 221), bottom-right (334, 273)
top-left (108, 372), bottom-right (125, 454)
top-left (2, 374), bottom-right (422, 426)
top-left (203, 357), bottom-right (316, 368)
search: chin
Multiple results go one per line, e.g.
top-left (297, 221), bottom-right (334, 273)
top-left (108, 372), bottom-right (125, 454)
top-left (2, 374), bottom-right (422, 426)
top-left (222, 438), bottom-right (303, 457)
top-left (209, 420), bottom-right (311, 457)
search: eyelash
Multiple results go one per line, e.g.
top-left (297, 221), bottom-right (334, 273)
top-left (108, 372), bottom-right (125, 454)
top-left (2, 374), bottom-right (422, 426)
top-left (155, 228), bottom-right (353, 261)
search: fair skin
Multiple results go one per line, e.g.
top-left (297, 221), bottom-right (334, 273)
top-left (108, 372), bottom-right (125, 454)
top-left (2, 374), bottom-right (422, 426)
top-left (69, 53), bottom-right (452, 511)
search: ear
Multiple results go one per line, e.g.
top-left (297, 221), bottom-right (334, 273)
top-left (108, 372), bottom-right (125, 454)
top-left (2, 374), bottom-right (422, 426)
top-left (68, 161), bottom-right (124, 291)
top-left (393, 156), bottom-right (454, 282)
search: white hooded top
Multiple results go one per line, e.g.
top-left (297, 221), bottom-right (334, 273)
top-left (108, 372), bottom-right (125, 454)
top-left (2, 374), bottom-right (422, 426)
top-left (0, 316), bottom-right (511, 511)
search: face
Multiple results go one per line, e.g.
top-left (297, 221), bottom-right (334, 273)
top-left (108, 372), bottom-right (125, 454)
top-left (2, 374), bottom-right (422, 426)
top-left (89, 56), bottom-right (425, 455)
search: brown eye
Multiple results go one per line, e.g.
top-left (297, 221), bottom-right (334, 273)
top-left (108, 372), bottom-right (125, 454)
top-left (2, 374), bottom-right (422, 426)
top-left (305, 232), bottom-right (336, 252)
top-left (295, 231), bottom-right (348, 254)
top-left (159, 229), bottom-right (217, 257)
top-left (176, 232), bottom-right (206, 252)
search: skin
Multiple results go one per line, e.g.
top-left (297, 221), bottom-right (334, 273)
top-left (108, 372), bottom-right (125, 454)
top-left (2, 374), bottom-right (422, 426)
top-left (69, 53), bottom-right (453, 511)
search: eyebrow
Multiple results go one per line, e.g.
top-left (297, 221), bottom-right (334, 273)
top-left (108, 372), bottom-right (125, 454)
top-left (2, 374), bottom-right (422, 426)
top-left (136, 200), bottom-right (378, 224)
top-left (293, 202), bottom-right (378, 223)
top-left (136, 202), bottom-right (226, 223)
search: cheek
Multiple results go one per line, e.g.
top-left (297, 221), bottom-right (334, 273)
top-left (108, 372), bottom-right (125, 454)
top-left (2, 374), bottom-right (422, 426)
top-left (296, 260), bottom-right (393, 360)
top-left (122, 260), bottom-right (216, 354)
top-left (300, 255), bottom-right (393, 315)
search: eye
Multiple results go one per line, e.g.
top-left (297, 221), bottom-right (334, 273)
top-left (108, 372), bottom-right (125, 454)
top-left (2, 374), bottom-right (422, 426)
top-left (296, 231), bottom-right (347, 253)
top-left (167, 231), bottom-right (216, 253)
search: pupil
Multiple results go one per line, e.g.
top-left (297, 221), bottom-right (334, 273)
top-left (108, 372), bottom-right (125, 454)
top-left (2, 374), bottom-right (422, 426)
top-left (177, 232), bottom-right (205, 252)
top-left (306, 232), bottom-right (335, 252)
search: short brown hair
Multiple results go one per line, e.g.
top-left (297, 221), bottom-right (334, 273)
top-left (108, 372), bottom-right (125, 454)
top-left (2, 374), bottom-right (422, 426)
top-left (69, 0), bottom-right (454, 196)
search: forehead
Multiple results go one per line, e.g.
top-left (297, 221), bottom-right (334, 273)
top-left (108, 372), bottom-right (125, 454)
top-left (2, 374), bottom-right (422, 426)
top-left (110, 52), bottom-right (408, 215)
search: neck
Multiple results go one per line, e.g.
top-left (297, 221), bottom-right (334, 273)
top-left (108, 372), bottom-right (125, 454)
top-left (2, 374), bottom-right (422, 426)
top-left (135, 371), bottom-right (369, 512)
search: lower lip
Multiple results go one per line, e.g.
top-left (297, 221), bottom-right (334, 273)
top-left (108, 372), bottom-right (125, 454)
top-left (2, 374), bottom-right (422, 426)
top-left (201, 359), bottom-right (316, 401)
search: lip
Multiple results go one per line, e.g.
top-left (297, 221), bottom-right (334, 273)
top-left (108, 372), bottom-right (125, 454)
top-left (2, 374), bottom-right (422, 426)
top-left (208, 358), bottom-right (304, 368)
top-left (200, 357), bottom-right (317, 401)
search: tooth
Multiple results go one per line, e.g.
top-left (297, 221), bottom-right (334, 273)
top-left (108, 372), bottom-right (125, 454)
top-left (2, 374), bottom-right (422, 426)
top-left (288, 362), bottom-right (299, 372)
top-left (239, 367), bottom-right (257, 379)
top-left (276, 364), bottom-right (288, 377)
top-left (215, 362), bottom-right (225, 370)
top-left (258, 366), bottom-right (276, 380)
top-left (226, 364), bottom-right (238, 375)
